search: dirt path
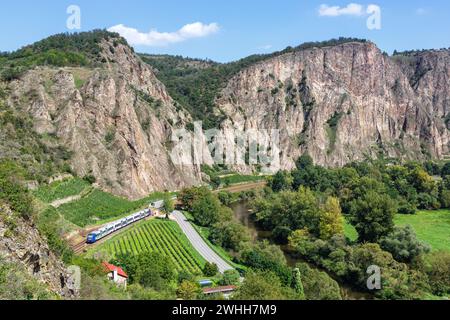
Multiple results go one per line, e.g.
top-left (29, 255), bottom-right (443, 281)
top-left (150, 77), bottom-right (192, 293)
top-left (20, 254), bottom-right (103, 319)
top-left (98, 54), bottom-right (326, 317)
top-left (50, 195), bottom-right (82, 208)
top-left (215, 180), bottom-right (267, 193)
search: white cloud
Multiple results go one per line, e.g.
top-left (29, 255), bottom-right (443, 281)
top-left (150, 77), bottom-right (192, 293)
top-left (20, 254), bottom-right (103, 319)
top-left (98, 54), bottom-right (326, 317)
top-left (108, 22), bottom-right (220, 47)
top-left (319, 3), bottom-right (365, 17)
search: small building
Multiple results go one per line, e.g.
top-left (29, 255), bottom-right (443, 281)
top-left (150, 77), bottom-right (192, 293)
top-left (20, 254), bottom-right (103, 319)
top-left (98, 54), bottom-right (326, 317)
top-left (198, 279), bottom-right (213, 287)
top-left (203, 286), bottom-right (237, 298)
top-left (102, 262), bottom-right (128, 287)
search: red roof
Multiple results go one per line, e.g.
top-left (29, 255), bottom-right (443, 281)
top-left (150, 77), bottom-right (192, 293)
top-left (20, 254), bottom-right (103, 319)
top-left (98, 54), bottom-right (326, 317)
top-left (102, 262), bottom-right (128, 278)
top-left (203, 285), bottom-right (237, 294)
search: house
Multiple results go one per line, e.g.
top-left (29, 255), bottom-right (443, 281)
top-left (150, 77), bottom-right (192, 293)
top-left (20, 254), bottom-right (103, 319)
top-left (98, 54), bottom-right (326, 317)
top-left (102, 262), bottom-right (128, 287)
top-left (202, 286), bottom-right (237, 298)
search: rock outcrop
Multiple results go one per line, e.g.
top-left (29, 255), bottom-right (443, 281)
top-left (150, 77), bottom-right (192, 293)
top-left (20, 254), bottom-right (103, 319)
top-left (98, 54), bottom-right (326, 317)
top-left (8, 40), bottom-right (204, 199)
top-left (0, 205), bottom-right (77, 298)
top-left (6, 37), bottom-right (450, 197)
top-left (216, 42), bottom-right (450, 172)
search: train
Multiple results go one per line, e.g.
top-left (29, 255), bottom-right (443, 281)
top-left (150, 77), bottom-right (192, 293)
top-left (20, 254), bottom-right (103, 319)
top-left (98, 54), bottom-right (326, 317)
top-left (86, 208), bottom-right (153, 244)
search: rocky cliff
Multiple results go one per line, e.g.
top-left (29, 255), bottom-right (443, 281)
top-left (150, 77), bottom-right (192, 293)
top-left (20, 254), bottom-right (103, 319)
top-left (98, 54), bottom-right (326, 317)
top-left (4, 34), bottom-right (450, 197)
top-left (215, 42), bottom-right (450, 172)
top-left (0, 204), bottom-right (76, 298)
top-left (7, 39), bottom-right (204, 199)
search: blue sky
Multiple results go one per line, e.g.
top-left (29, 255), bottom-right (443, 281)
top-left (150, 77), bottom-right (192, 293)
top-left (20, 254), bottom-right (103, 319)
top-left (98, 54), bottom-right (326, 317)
top-left (0, 0), bottom-right (449, 62)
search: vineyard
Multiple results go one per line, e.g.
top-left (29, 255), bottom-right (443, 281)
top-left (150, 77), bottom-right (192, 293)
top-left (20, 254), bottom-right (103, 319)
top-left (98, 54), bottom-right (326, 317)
top-left (57, 189), bottom-right (170, 227)
top-left (91, 219), bottom-right (206, 274)
top-left (34, 178), bottom-right (90, 203)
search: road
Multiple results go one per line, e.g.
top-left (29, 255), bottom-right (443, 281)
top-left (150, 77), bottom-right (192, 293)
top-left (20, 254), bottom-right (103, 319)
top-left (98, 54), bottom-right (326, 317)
top-left (172, 211), bottom-right (234, 274)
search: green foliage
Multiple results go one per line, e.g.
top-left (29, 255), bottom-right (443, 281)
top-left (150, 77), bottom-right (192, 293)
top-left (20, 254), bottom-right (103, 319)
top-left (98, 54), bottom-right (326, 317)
top-left (36, 206), bottom-right (73, 263)
top-left (202, 262), bottom-right (219, 277)
top-left (209, 219), bottom-right (251, 251)
top-left (394, 210), bottom-right (450, 252)
top-left (421, 251), bottom-right (450, 296)
top-left (0, 161), bottom-right (33, 219)
top-left (268, 171), bottom-right (293, 192)
top-left (112, 251), bottom-right (177, 290)
top-left (0, 30), bottom-right (126, 81)
top-left (162, 193), bottom-right (175, 218)
top-left (295, 263), bottom-right (342, 300)
top-left (191, 190), bottom-right (222, 227)
top-left (177, 280), bottom-right (202, 300)
top-left (319, 197), bottom-right (344, 240)
top-left (233, 270), bottom-right (300, 300)
top-left (251, 187), bottom-right (321, 241)
top-left (240, 241), bottom-right (292, 286)
top-left (33, 177), bottom-right (89, 203)
top-left (288, 234), bottom-right (429, 299)
top-left (349, 191), bottom-right (396, 243)
top-left (0, 257), bottom-right (55, 300)
top-left (93, 219), bottom-right (205, 275)
top-left (57, 189), bottom-right (162, 227)
top-left (292, 268), bottom-right (305, 298)
top-left (0, 101), bottom-right (70, 182)
top-left (219, 269), bottom-right (241, 286)
top-left (380, 226), bottom-right (431, 263)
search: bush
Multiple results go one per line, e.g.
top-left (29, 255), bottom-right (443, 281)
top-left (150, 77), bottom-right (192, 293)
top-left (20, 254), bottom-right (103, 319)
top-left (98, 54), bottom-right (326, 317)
top-left (380, 226), bottom-right (430, 263)
top-left (202, 262), bottom-right (219, 277)
top-left (296, 263), bottom-right (342, 300)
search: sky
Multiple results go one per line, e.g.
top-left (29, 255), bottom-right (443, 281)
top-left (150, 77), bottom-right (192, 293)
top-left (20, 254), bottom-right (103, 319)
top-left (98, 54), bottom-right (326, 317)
top-left (0, 0), bottom-right (449, 62)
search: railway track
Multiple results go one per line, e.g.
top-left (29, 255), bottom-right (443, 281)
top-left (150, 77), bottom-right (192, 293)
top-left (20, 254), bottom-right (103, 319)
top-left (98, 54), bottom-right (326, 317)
top-left (72, 241), bottom-right (88, 254)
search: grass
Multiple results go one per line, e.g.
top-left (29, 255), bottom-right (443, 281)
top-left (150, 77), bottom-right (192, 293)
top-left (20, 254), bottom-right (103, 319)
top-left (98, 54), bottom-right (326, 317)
top-left (394, 210), bottom-right (450, 252)
top-left (88, 219), bottom-right (205, 275)
top-left (343, 210), bottom-right (450, 252)
top-left (344, 220), bottom-right (358, 242)
top-left (33, 178), bottom-right (90, 203)
top-left (220, 174), bottom-right (266, 186)
top-left (57, 190), bottom-right (171, 227)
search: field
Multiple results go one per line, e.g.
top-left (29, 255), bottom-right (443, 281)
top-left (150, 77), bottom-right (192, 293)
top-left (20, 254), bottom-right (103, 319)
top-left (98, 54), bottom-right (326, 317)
top-left (90, 219), bottom-right (205, 274)
top-left (395, 210), bottom-right (450, 252)
top-left (220, 174), bottom-right (266, 186)
top-left (343, 210), bottom-right (450, 252)
top-left (57, 189), bottom-right (170, 227)
top-left (34, 178), bottom-right (90, 203)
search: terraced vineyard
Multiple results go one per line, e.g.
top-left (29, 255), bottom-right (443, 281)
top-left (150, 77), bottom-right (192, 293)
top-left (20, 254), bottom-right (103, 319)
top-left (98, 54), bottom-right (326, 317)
top-left (34, 178), bottom-right (90, 203)
top-left (92, 219), bottom-right (206, 274)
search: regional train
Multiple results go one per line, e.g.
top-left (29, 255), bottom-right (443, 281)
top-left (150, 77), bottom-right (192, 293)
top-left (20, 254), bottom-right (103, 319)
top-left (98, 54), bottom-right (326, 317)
top-left (86, 208), bottom-right (153, 244)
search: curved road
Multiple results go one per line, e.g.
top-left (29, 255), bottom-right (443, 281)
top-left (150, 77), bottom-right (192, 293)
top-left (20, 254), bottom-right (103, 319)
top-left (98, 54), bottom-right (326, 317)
top-left (172, 211), bottom-right (233, 274)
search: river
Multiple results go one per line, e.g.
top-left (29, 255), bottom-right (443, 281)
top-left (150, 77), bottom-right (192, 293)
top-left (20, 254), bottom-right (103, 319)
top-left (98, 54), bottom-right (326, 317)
top-left (231, 200), bottom-right (372, 300)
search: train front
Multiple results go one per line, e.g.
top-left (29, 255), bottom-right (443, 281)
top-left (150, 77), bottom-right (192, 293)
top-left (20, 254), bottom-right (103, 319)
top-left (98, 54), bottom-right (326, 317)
top-left (86, 232), bottom-right (98, 244)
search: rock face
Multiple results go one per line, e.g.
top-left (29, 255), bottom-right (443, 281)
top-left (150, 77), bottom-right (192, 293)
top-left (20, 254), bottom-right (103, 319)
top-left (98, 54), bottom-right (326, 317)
top-left (6, 38), bottom-right (450, 197)
top-left (0, 205), bottom-right (77, 298)
top-left (8, 40), bottom-right (203, 199)
top-left (216, 42), bottom-right (450, 172)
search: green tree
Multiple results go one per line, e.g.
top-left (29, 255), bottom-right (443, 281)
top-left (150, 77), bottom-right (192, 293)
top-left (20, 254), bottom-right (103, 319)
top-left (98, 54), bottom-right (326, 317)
top-left (162, 193), bottom-right (175, 219)
top-left (319, 197), bottom-right (344, 240)
top-left (295, 263), bottom-right (342, 300)
top-left (220, 270), bottom-right (241, 286)
top-left (380, 226), bottom-right (430, 263)
top-left (349, 191), bottom-right (396, 243)
top-left (202, 262), bottom-right (219, 277)
top-left (177, 281), bottom-right (201, 300)
top-left (233, 270), bottom-right (295, 300)
top-left (191, 192), bottom-right (221, 227)
top-left (292, 268), bottom-right (305, 298)
top-left (421, 251), bottom-right (450, 296)
top-left (269, 171), bottom-right (293, 192)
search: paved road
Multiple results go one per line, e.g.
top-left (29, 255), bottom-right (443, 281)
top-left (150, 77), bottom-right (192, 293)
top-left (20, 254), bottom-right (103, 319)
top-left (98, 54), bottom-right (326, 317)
top-left (172, 211), bottom-right (233, 273)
